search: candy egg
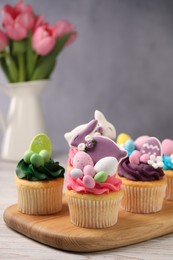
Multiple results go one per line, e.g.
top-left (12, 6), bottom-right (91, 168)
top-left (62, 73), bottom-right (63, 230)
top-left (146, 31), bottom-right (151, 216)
top-left (129, 150), bottom-right (141, 165)
top-left (39, 149), bottom-right (50, 163)
top-left (70, 168), bottom-right (83, 179)
top-left (162, 139), bottom-right (173, 156)
top-left (72, 151), bottom-right (94, 170)
top-left (140, 153), bottom-right (150, 163)
top-left (83, 165), bottom-right (95, 177)
top-left (134, 135), bottom-right (150, 150)
top-left (124, 139), bottom-right (135, 154)
top-left (94, 171), bottom-right (108, 182)
top-left (117, 133), bottom-right (132, 145)
top-left (83, 175), bottom-right (95, 188)
top-left (30, 153), bottom-right (44, 167)
top-left (94, 157), bottom-right (118, 176)
top-left (24, 150), bottom-right (34, 164)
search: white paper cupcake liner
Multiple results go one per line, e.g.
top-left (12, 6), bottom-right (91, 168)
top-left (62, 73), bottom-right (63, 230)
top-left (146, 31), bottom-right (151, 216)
top-left (17, 185), bottom-right (63, 215)
top-left (66, 191), bottom-right (123, 228)
top-left (165, 175), bottom-right (173, 200)
top-left (121, 185), bottom-right (166, 213)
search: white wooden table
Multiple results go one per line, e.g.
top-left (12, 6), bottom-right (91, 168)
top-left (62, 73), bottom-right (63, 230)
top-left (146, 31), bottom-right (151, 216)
top-left (1, 152), bottom-right (173, 260)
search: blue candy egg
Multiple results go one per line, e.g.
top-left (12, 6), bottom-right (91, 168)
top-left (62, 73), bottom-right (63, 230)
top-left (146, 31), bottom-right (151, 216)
top-left (163, 155), bottom-right (173, 170)
top-left (124, 139), bottom-right (135, 155)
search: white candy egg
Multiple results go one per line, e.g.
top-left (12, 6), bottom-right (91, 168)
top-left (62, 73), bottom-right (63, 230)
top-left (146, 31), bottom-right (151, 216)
top-left (70, 168), bottom-right (83, 179)
top-left (94, 157), bottom-right (118, 176)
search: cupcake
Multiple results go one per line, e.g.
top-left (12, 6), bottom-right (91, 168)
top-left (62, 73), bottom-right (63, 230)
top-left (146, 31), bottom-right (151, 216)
top-left (162, 139), bottom-right (173, 200)
top-left (118, 137), bottom-right (167, 213)
top-left (15, 133), bottom-right (65, 215)
top-left (65, 118), bottom-right (127, 228)
top-left (64, 110), bottom-right (116, 169)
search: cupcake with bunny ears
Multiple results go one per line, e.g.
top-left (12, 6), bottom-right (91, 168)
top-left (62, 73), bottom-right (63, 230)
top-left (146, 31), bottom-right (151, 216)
top-left (118, 137), bottom-right (167, 213)
top-left (162, 139), bottom-right (173, 200)
top-left (65, 119), bottom-right (127, 228)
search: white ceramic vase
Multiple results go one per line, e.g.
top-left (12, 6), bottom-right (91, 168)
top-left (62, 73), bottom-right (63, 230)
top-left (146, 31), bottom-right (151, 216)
top-left (0, 80), bottom-right (47, 162)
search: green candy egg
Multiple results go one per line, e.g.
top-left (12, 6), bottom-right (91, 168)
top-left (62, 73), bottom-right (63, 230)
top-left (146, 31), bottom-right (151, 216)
top-left (24, 150), bottom-right (34, 164)
top-left (94, 171), bottom-right (108, 183)
top-left (39, 149), bottom-right (50, 163)
top-left (30, 153), bottom-right (44, 168)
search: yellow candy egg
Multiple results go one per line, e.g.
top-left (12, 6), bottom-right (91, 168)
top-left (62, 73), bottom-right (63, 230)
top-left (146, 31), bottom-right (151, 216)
top-left (117, 133), bottom-right (132, 145)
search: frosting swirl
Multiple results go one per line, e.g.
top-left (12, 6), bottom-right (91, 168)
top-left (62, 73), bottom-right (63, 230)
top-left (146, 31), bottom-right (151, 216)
top-left (68, 147), bottom-right (78, 166)
top-left (65, 172), bottom-right (122, 194)
top-left (16, 159), bottom-right (65, 181)
top-left (118, 157), bottom-right (164, 181)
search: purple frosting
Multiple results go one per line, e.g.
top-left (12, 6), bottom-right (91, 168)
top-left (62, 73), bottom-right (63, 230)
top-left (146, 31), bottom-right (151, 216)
top-left (118, 157), bottom-right (164, 181)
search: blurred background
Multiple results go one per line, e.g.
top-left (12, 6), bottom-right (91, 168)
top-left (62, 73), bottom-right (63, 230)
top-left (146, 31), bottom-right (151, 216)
top-left (0, 0), bottom-right (173, 152)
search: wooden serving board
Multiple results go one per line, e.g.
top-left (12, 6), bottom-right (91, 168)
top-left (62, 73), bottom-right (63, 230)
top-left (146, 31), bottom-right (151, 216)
top-left (3, 196), bottom-right (173, 253)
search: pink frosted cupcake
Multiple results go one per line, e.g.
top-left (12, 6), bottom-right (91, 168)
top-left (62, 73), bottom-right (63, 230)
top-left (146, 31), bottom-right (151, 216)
top-left (65, 119), bottom-right (127, 228)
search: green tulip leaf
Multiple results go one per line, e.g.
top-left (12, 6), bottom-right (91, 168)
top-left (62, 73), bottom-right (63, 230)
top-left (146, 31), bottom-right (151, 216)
top-left (30, 33), bottom-right (72, 80)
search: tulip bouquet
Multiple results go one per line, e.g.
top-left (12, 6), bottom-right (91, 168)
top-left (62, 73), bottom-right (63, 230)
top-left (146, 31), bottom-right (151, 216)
top-left (0, 0), bottom-right (77, 82)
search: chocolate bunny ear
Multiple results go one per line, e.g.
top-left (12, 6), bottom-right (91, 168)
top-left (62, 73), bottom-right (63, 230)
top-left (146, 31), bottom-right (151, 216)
top-left (70, 119), bottom-right (98, 147)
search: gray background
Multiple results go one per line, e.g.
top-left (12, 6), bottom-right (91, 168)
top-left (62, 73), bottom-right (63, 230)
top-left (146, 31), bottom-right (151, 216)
top-left (0, 0), bottom-right (173, 152)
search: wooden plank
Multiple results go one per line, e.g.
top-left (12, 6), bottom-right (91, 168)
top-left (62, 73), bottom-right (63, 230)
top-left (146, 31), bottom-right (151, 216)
top-left (3, 196), bottom-right (173, 253)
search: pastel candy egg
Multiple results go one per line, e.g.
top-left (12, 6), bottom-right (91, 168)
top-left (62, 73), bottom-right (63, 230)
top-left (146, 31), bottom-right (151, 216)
top-left (117, 133), bottom-right (132, 145)
top-left (94, 157), bottom-right (118, 176)
top-left (163, 155), bottom-right (172, 164)
top-left (83, 175), bottom-right (95, 188)
top-left (24, 150), bottom-right (34, 164)
top-left (83, 165), bottom-right (95, 177)
top-left (129, 150), bottom-right (141, 165)
top-left (162, 139), bottom-right (173, 156)
top-left (124, 139), bottom-right (135, 154)
top-left (30, 153), bottom-right (44, 168)
top-left (39, 149), bottom-right (50, 163)
top-left (140, 153), bottom-right (150, 163)
top-left (134, 136), bottom-right (150, 150)
top-left (70, 168), bottom-right (83, 179)
top-left (94, 171), bottom-right (108, 182)
top-left (72, 151), bottom-right (94, 170)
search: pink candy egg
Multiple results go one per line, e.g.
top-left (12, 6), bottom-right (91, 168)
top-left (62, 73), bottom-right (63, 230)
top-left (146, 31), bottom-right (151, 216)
top-left (72, 151), bottom-right (94, 170)
top-left (134, 136), bottom-right (150, 150)
top-left (83, 175), bottom-right (95, 189)
top-left (162, 139), bottom-right (173, 156)
top-left (83, 165), bottom-right (95, 177)
top-left (129, 150), bottom-right (141, 165)
top-left (140, 153), bottom-right (150, 163)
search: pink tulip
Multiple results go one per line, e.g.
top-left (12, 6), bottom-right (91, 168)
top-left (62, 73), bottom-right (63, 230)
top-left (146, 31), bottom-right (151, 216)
top-left (32, 25), bottom-right (57, 56)
top-left (2, 0), bottom-right (35, 40)
top-left (0, 30), bottom-right (8, 51)
top-left (32, 16), bottom-right (48, 32)
top-left (55, 19), bottom-right (77, 45)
